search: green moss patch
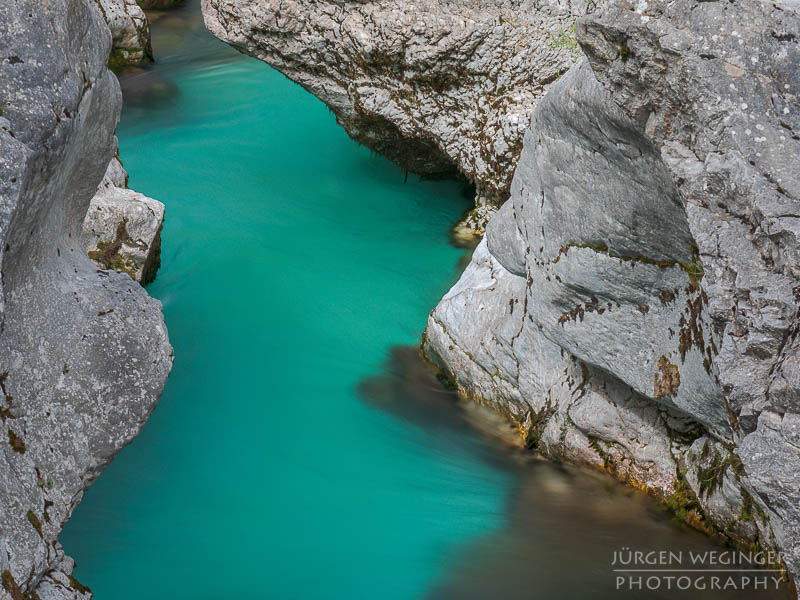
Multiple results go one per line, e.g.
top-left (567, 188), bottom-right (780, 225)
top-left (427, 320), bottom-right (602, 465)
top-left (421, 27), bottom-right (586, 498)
top-left (87, 220), bottom-right (138, 279)
top-left (8, 429), bottom-right (25, 454)
top-left (26, 510), bottom-right (42, 537)
top-left (68, 575), bottom-right (91, 595)
top-left (1, 570), bottom-right (25, 600)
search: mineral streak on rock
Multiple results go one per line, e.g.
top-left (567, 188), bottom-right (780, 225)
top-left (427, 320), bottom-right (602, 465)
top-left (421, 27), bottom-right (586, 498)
top-left (0, 1), bottom-right (173, 598)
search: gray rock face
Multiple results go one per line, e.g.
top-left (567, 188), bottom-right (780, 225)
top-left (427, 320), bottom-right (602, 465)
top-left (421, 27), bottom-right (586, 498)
top-left (425, 0), bottom-right (800, 588)
top-left (93, 0), bottom-right (153, 68)
top-left (0, 1), bottom-right (172, 598)
top-left (202, 0), bottom-right (586, 206)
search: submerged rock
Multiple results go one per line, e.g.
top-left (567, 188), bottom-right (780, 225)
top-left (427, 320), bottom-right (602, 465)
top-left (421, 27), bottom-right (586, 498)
top-left (0, 1), bottom-right (172, 598)
top-left (138, 0), bottom-right (184, 8)
top-left (425, 0), bottom-right (800, 589)
top-left (202, 0), bottom-right (589, 224)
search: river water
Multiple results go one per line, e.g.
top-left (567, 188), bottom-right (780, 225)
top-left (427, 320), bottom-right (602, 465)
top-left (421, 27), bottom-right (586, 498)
top-left (61, 3), bottom-right (790, 599)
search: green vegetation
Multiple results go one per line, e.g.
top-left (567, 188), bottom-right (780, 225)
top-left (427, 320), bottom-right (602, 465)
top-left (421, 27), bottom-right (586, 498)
top-left (664, 472), bottom-right (705, 525)
top-left (68, 575), bottom-right (91, 595)
top-left (26, 510), bottom-right (42, 537)
top-left (8, 429), bottom-right (25, 454)
top-left (1, 570), bottom-right (25, 600)
top-left (549, 25), bottom-right (582, 61)
top-left (588, 436), bottom-right (614, 470)
top-left (697, 447), bottom-right (744, 497)
top-left (524, 404), bottom-right (555, 451)
top-left (619, 40), bottom-right (630, 62)
top-left (87, 220), bottom-right (139, 279)
top-left (680, 247), bottom-right (705, 288)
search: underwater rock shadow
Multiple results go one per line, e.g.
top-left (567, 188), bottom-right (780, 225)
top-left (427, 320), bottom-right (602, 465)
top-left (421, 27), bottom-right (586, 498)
top-left (356, 345), bottom-right (528, 473)
top-left (356, 347), bottom-right (792, 600)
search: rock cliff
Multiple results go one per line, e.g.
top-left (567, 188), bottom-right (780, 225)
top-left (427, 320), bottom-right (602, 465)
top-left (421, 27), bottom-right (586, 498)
top-left (424, 0), bottom-right (800, 589)
top-left (0, 1), bottom-right (172, 598)
top-left (202, 0), bottom-right (586, 226)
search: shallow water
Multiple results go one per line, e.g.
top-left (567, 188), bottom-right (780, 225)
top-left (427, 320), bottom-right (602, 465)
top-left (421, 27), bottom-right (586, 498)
top-left (61, 3), bottom-right (790, 599)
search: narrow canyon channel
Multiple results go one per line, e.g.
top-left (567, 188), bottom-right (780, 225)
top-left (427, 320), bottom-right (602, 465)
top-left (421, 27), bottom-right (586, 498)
top-left (60, 3), bottom-right (792, 599)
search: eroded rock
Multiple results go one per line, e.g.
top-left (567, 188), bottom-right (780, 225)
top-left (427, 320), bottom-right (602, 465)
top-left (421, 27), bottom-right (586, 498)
top-left (83, 186), bottom-right (164, 285)
top-left (0, 1), bottom-right (172, 598)
top-left (93, 0), bottom-right (153, 68)
top-left (425, 0), bottom-right (800, 589)
top-left (84, 148), bottom-right (165, 285)
top-left (202, 0), bottom-right (590, 218)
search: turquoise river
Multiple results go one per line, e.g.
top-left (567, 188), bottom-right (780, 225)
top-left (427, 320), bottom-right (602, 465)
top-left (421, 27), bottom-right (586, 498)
top-left (61, 3), bottom-right (790, 600)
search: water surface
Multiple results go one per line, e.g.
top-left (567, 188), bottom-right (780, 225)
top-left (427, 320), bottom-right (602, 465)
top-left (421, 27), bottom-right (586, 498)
top-left (62, 4), bottom-right (790, 599)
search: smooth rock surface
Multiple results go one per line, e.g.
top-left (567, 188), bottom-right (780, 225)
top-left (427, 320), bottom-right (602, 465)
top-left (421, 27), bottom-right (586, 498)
top-left (202, 0), bottom-right (590, 209)
top-left (0, 1), bottom-right (172, 598)
top-left (425, 0), bottom-right (800, 590)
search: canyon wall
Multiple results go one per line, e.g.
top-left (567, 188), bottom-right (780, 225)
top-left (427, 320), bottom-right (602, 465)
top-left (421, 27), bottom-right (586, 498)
top-left (424, 0), bottom-right (800, 589)
top-left (0, 1), bottom-right (172, 598)
top-left (93, 0), bottom-right (154, 69)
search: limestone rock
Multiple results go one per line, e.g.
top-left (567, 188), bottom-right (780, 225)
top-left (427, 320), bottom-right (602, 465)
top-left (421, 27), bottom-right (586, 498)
top-left (93, 0), bottom-right (153, 69)
top-left (99, 154), bottom-right (129, 189)
top-left (202, 0), bottom-right (590, 207)
top-left (85, 144), bottom-right (165, 285)
top-left (425, 0), bottom-right (800, 589)
top-left (83, 186), bottom-right (165, 285)
top-left (0, 2), bottom-right (172, 599)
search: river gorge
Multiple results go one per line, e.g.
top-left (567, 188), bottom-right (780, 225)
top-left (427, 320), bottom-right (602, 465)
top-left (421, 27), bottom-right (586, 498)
top-left (0, 0), bottom-right (798, 598)
top-left (54, 2), bottom-right (793, 599)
